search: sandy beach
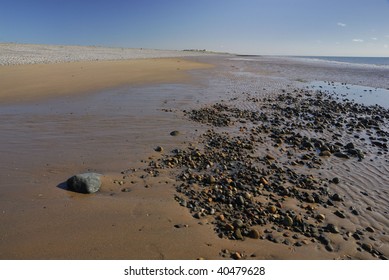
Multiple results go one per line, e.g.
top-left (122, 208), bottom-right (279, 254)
top-left (0, 45), bottom-right (388, 260)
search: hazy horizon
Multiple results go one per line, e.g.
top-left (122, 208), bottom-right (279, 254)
top-left (1, 0), bottom-right (389, 57)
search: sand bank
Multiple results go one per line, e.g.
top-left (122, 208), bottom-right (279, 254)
top-left (0, 58), bottom-right (212, 103)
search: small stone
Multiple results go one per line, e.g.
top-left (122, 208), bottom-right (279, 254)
top-left (326, 223), bottom-right (340, 233)
top-left (319, 234), bottom-right (331, 246)
top-left (334, 152), bottom-right (350, 159)
top-left (331, 193), bottom-right (343, 201)
top-left (217, 214), bottom-right (225, 221)
top-left (361, 243), bottom-right (373, 253)
top-left (260, 177), bottom-right (269, 185)
top-left (121, 188), bottom-right (131, 192)
top-left (352, 233), bottom-right (361, 240)
top-left (174, 224), bottom-right (188, 228)
top-left (170, 130), bottom-right (180, 136)
top-left (266, 154), bottom-right (275, 160)
top-left (268, 205), bottom-right (277, 214)
top-left (248, 229), bottom-right (260, 239)
top-left (306, 195), bottom-right (316, 203)
top-left (155, 146), bottom-right (164, 152)
top-left (365, 226), bottom-right (375, 233)
top-left (316, 214), bottom-right (326, 221)
top-left (233, 219), bottom-right (244, 228)
top-left (234, 229), bottom-right (244, 240)
top-left (231, 252), bottom-right (242, 260)
top-left (351, 209), bottom-right (360, 216)
top-left (319, 150), bottom-right (331, 157)
top-left (225, 223), bottom-right (234, 231)
top-left (332, 177), bottom-right (340, 184)
top-left (334, 210), bottom-right (346, 219)
top-left (283, 215), bottom-right (294, 227)
top-left (325, 244), bottom-right (334, 252)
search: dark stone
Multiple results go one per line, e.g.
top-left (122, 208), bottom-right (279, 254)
top-left (318, 234), bottom-right (331, 245)
top-left (333, 152), bottom-right (350, 159)
top-left (334, 210), bottom-right (346, 219)
top-left (332, 177), bottom-right (340, 184)
top-left (66, 173), bottom-right (102, 194)
top-left (170, 130), bottom-right (180, 136)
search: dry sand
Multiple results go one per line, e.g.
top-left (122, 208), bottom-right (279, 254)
top-left (0, 58), bottom-right (212, 103)
top-left (0, 51), bottom-right (388, 260)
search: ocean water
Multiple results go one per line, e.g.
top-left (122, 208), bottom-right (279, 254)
top-left (298, 56), bottom-right (389, 67)
top-left (308, 81), bottom-right (389, 109)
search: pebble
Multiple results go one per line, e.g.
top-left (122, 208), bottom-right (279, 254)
top-left (319, 151), bottom-right (331, 157)
top-left (326, 223), bottom-right (340, 234)
top-left (170, 130), bottom-right (180, 136)
top-left (155, 146), bottom-right (164, 152)
top-left (233, 219), bottom-right (244, 228)
top-left (318, 234), bottom-right (331, 245)
top-left (332, 177), bottom-right (340, 184)
top-left (248, 229), bottom-right (260, 239)
top-left (231, 252), bottom-right (242, 260)
top-left (234, 229), bottom-right (244, 240)
top-left (334, 210), bottom-right (346, 219)
top-left (283, 216), bottom-right (294, 227)
top-left (268, 205), bottom-right (277, 214)
top-left (361, 243), bottom-right (373, 253)
top-left (316, 214), bottom-right (326, 221)
top-left (325, 244), bottom-right (334, 252)
top-left (365, 226), bottom-right (375, 233)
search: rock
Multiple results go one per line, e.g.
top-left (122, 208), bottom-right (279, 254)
top-left (332, 177), bottom-right (340, 184)
top-left (234, 229), bottom-right (243, 240)
top-left (334, 152), bottom-right (350, 159)
top-left (155, 146), bottom-right (164, 152)
top-left (174, 224), bottom-right (188, 228)
top-left (365, 226), bottom-right (375, 233)
top-left (121, 188), bottom-right (131, 192)
top-left (316, 214), bottom-right (326, 221)
top-left (170, 130), bottom-right (180, 136)
top-left (268, 205), bottom-right (277, 214)
top-left (345, 142), bottom-right (355, 149)
top-left (66, 173), bottom-right (102, 194)
top-left (326, 223), bottom-right (340, 233)
top-left (248, 229), bottom-right (260, 239)
top-left (351, 209), bottom-right (360, 216)
top-left (325, 244), bottom-right (334, 252)
top-left (231, 252), bottom-right (242, 260)
top-left (233, 219), bottom-right (244, 228)
top-left (283, 215), bottom-right (294, 227)
top-left (334, 210), bottom-right (346, 219)
top-left (318, 234), bottom-right (331, 246)
top-left (361, 243), bottom-right (373, 253)
top-left (319, 150), bottom-right (331, 157)
top-left (266, 154), bottom-right (275, 160)
top-left (331, 193), bottom-right (342, 201)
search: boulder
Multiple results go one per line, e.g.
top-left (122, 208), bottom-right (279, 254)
top-left (66, 173), bottom-right (102, 194)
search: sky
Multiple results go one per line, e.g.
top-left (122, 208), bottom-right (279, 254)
top-left (1, 0), bottom-right (389, 56)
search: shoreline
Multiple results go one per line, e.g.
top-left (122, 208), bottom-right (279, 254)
top-left (0, 51), bottom-right (388, 260)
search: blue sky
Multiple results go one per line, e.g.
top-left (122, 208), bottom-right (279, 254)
top-left (1, 0), bottom-right (389, 56)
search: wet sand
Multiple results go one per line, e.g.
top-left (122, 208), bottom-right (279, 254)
top-left (0, 54), bottom-right (388, 260)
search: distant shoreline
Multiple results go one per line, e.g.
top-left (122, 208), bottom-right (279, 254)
top-left (0, 43), bottom-right (212, 66)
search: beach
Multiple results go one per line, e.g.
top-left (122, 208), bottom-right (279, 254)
top-left (0, 44), bottom-right (388, 260)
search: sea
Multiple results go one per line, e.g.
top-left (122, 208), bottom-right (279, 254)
top-left (296, 56), bottom-right (389, 67)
